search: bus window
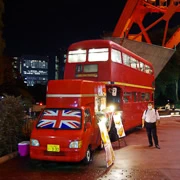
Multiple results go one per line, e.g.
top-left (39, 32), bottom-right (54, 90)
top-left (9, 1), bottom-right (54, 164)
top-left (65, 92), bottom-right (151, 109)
top-left (88, 48), bottom-right (109, 62)
top-left (76, 64), bottom-right (83, 73)
top-left (130, 57), bottom-right (138, 69)
top-left (137, 92), bottom-right (141, 102)
top-left (106, 87), bottom-right (121, 110)
top-left (123, 92), bottom-right (132, 103)
top-left (122, 53), bottom-right (131, 67)
top-left (84, 64), bottom-right (98, 73)
top-left (145, 65), bottom-right (153, 74)
top-left (132, 92), bottom-right (138, 102)
top-left (145, 93), bottom-right (150, 101)
top-left (141, 93), bottom-right (146, 101)
top-left (136, 61), bottom-right (140, 70)
top-left (111, 49), bottom-right (122, 63)
top-left (68, 49), bottom-right (86, 63)
top-left (139, 62), bottom-right (144, 72)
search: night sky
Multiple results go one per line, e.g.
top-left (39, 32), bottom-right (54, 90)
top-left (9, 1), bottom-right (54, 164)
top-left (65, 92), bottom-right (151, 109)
top-left (3, 0), bottom-right (126, 56)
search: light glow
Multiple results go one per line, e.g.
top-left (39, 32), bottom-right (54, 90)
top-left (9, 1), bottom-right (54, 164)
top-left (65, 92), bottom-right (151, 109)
top-left (109, 105), bottom-right (115, 112)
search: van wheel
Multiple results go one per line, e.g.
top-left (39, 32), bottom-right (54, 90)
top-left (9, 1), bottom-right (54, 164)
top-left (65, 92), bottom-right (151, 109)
top-left (83, 147), bottom-right (92, 164)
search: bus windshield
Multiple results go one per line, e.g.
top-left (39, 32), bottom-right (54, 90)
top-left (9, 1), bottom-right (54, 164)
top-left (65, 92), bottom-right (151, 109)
top-left (68, 48), bottom-right (109, 63)
top-left (88, 48), bottom-right (109, 61)
top-left (68, 49), bottom-right (86, 63)
top-left (36, 109), bottom-right (82, 130)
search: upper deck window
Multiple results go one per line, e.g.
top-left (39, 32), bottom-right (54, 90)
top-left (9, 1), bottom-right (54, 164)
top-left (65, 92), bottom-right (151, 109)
top-left (122, 53), bottom-right (131, 67)
top-left (130, 57), bottom-right (138, 69)
top-left (145, 65), bottom-right (153, 74)
top-left (111, 49), bottom-right (122, 63)
top-left (139, 62), bottom-right (144, 72)
top-left (68, 49), bottom-right (86, 63)
top-left (88, 48), bottom-right (109, 62)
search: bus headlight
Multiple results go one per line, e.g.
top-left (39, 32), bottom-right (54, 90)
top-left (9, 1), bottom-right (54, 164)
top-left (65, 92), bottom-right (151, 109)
top-left (30, 139), bottom-right (40, 146)
top-left (69, 140), bottom-right (82, 148)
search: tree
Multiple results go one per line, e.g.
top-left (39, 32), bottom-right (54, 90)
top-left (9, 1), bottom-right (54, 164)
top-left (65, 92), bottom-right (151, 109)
top-left (0, 56), bottom-right (34, 104)
top-left (155, 44), bottom-right (180, 104)
top-left (149, 27), bottom-right (180, 105)
top-left (0, 95), bottom-right (25, 157)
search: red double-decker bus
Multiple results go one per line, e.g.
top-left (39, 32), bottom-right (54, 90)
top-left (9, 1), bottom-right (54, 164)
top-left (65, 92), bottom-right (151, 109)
top-left (64, 39), bottom-right (154, 131)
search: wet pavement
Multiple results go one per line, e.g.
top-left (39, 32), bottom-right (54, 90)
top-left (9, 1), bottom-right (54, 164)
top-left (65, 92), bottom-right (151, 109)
top-left (0, 116), bottom-right (180, 180)
top-left (0, 151), bottom-right (107, 180)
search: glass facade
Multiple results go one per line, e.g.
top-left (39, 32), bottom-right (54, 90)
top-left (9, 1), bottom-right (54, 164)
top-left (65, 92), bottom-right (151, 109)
top-left (20, 56), bottom-right (49, 86)
top-left (12, 54), bottom-right (63, 86)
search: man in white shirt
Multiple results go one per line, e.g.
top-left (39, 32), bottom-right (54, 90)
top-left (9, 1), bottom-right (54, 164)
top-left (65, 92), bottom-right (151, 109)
top-left (142, 102), bottom-right (160, 149)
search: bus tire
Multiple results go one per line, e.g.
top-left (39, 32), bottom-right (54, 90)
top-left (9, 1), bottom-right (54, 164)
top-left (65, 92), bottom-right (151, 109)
top-left (83, 147), bottom-right (92, 164)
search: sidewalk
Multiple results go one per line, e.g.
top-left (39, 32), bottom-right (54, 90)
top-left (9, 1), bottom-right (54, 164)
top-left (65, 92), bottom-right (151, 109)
top-left (97, 116), bottom-right (180, 180)
top-left (0, 152), bottom-right (18, 164)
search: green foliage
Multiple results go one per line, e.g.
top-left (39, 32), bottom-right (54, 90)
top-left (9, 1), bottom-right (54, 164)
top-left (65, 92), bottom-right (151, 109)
top-left (0, 95), bottom-right (25, 157)
top-left (155, 44), bottom-right (180, 105)
top-left (150, 26), bottom-right (180, 105)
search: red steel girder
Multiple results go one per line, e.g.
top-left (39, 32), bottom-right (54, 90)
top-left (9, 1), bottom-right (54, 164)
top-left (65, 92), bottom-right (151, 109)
top-left (112, 0), bottom-right (180, 48)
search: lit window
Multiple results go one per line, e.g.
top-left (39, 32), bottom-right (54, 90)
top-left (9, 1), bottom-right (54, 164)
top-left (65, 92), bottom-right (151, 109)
top-left (68, 49), bottom-right (86, 63)
top-left (136, 61), bottom-right (140, 70)
top-left (145, 65), bottom-right (153, 74)
top-left (139, 62), bottom-right (144, 72)
top-left (130, 57), bottom-right (138, 69)
top-left (111, 49), bottom-right (122, 63)
top-left (88, 48), bottom-right (109, 62)
top-left (122, 53), bottom-right (130, 66)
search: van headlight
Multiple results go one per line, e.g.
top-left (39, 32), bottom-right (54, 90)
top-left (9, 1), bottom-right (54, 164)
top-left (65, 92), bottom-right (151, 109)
top-left (69, 140), bottom-right (82, 148)
top-left (30, 139), bottom-right (40, 146)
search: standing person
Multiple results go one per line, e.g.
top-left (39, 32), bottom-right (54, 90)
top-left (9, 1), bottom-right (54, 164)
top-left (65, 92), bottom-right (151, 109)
top-left (142, 102), bottom-right (160, 149)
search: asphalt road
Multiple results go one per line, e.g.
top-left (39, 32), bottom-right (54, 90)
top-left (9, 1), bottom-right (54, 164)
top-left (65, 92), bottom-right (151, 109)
top-left (0, 116), bottom-right (180, 180)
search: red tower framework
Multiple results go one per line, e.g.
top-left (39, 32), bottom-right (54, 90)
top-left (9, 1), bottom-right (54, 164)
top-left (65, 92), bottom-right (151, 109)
top-left (112, 0), bottom-right (180, 48)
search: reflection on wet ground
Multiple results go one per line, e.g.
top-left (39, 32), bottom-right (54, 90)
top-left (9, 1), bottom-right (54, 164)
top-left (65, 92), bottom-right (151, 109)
top-left (0, 150), bottom-right (107, 180)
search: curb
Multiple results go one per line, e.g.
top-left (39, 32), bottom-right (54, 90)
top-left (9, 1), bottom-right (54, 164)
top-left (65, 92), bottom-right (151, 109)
top-left (0, 151), bottom-right (18, 164)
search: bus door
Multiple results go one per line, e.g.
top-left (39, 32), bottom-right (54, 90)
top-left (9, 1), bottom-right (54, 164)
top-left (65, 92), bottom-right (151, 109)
top-left (106, 86), bottom-right (124, 139)
top-left (106, 86), bottom-right (122, 111)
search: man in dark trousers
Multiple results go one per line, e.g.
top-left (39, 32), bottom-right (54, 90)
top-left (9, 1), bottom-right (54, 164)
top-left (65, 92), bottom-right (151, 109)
top-left (142, 102), bottom-right (160, 149)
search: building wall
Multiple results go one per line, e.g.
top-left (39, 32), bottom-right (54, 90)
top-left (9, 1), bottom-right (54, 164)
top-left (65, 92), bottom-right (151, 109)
top-left (20, 55), bottom-right (49, 86)
top-left (12, 54), bottom-right (64, 86)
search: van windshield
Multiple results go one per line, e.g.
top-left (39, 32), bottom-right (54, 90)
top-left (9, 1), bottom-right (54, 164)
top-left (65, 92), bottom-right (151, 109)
top-left (36, 109), bottom-right (82, 130)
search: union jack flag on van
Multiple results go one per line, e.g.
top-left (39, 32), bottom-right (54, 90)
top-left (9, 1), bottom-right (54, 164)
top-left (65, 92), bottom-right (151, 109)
top-left (36, 109), bottom-right (82, 129)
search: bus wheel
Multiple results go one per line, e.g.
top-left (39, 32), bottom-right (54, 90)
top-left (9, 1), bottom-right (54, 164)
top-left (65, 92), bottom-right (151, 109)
top-left (83, 147), bottom-right (92, 164)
